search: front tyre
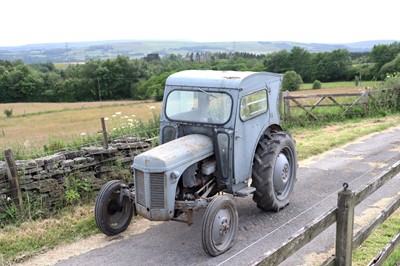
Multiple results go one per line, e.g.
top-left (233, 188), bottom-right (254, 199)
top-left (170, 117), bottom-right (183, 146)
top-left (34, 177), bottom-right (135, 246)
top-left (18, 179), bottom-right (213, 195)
top-left (251, 132), bottom-right (297, 211)
top-left (95, 180), bottom-right (133, 236)
top-left (201, 195), bottom-right (238, 256)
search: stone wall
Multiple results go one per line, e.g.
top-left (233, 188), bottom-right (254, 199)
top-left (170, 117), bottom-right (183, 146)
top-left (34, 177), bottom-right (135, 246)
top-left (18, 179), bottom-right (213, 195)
top-left (0, 137), bottom-right (150, 212)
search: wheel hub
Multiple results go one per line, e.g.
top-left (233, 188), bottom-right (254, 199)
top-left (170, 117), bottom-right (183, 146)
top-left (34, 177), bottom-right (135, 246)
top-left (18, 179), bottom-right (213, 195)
top-left (212, 209), bottom-right (231, 244)
top-left (219, 217), bottom-right (230, 236)
top-left (273, 153), bottom-right (291, 196)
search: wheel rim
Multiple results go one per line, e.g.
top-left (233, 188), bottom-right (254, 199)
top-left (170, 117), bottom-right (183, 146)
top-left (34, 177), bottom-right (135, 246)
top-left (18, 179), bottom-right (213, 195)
top-left (273, 148), bottom-right (294, 200)
top-left (106, 190), bottom-right (131, 229)
top-left (211, 207), bottom-right (234, 250)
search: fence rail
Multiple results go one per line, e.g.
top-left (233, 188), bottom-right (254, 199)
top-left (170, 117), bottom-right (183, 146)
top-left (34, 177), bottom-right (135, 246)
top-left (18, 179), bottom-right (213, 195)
top-left (257, 160), bottom-right (400, 266)
top-left (281, 88), bottom-right (399, 122)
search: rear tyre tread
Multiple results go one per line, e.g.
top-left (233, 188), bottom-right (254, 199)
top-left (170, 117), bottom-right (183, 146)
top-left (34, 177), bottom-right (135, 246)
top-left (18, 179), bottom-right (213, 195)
top-left (251, 131), bottom-right (297, 212)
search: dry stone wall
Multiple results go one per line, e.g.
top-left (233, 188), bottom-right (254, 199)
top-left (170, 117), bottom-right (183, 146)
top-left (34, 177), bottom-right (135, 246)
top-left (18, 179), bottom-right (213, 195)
top-left (0, 137), bottom-right (150, 212)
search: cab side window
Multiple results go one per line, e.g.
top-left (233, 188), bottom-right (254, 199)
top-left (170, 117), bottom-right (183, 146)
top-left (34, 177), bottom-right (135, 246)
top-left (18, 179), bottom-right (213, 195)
top-left (240, 90), bottom-right (268, 121)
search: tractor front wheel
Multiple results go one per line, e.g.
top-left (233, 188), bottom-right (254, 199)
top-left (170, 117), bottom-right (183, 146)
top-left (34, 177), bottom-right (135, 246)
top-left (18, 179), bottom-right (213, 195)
top-left (95, 180), bottom-right (134, 236)
top-left (201, 195), bottom-right (238, 256)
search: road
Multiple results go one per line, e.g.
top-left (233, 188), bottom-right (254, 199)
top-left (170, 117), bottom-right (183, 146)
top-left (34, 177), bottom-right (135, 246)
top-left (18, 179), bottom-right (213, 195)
top-left (35, 125), bottom-right (400, 266)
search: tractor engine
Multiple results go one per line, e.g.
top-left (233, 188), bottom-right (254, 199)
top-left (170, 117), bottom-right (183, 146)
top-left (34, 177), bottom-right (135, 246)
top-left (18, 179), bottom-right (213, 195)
top-left (132, 134), bottom-right (214, 221)
top-left (175, 160), bottom-right (217, 201)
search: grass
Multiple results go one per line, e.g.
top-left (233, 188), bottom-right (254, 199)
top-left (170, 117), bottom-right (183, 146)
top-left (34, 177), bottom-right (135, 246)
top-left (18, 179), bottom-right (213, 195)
top-left (353, 209), bottom-right (400, 266)
top-left (0, 205), bottom-right (103, 263)
top-left (289, 114), bottom-right (400, 160)
top-left (1, 113), bottom-right (399, 265)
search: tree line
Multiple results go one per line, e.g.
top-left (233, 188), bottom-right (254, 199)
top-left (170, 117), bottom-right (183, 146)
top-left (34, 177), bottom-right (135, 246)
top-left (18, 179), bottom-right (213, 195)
top-left (0, 42), bottom-right (399, 103)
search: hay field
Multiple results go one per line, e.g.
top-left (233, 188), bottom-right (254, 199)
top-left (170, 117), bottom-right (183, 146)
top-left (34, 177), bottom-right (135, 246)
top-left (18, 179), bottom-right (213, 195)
top-left (0, 101), bottom-right (162, 155)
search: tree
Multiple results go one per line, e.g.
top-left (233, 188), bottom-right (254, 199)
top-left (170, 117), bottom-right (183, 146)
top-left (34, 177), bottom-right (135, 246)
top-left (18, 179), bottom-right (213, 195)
top-left (369, 42), bottom-right (400, 79)
top-left (379, 54), bottom-right (400, 77)
top-left (309, 49), bottom-right (351, 82)
top-left (144, 53), bottom-right (161, 63)
top-left (282, 71), bottom-right (303, 91)
top-left (288, 47), bottom-right (311, 82)
top-left (263, 50), bottom-right (290, 73)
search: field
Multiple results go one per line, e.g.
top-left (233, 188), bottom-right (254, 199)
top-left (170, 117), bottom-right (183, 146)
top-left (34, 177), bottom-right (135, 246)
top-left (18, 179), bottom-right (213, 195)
top-left (0, 100), bottom-right (162, 158)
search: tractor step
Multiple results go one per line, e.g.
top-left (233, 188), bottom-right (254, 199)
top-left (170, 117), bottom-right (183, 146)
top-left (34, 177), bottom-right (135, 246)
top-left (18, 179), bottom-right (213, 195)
top-left (235, 186), bottom-right (256, 197)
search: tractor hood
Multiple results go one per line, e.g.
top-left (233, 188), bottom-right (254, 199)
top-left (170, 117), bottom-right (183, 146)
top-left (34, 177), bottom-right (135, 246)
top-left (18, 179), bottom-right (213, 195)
top-left (132, 134), bottom-right (213, 173)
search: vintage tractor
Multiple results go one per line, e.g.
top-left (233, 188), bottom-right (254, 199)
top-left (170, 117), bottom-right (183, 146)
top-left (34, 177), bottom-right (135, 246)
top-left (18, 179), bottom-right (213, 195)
top-left (94, 70), bottom-right (297, 256)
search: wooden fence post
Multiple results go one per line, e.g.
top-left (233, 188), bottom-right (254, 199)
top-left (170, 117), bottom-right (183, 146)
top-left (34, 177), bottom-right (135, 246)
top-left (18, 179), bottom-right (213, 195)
top-left (101, 117), bottom-right (109, 149)
top-left (336, 186), bottom-right (355, 266)
top-left (4, 149), bottom-right (23, 210)
top-left (363, 88), bottom-right (369, 115)
top-left (283, 90), bottom-right (290, 122)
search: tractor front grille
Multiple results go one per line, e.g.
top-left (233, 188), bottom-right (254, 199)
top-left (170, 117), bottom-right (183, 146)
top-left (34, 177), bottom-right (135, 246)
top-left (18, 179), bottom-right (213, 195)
top-left (135, 170), bottom-right (146, 206)
top-left (150, 173), bottom-right (165, 209)
top-left (134, 170), bottom-right (165, 209)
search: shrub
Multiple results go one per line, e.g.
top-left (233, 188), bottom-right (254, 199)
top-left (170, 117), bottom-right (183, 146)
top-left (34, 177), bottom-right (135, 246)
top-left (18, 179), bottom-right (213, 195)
top-left (3, 108), bottom-right (13, 117)
top-left (312, 80), bottom-right (322, 90)
top-left (355, 75), bottom-right (360, 86)
top-left (282, 71), bottom-right (303, 91)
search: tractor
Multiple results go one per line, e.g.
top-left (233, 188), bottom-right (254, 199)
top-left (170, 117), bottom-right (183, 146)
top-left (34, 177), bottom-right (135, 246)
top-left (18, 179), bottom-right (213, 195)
top-left (94, 70), bottom-right (297, 256)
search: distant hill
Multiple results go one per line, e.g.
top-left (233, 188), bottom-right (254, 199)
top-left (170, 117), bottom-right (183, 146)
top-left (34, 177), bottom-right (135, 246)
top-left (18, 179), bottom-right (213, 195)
top-left (0, 39), bottom-right (397, 64)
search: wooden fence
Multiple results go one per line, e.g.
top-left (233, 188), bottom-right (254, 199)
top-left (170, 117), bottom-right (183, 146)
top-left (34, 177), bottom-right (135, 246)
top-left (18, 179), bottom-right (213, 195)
top-left (281, 88), bottom-right (399, 122)
top-left (257, 160), bottom-right (400, 266)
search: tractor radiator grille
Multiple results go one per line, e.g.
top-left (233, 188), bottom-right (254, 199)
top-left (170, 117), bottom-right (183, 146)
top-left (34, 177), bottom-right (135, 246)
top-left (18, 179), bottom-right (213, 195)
top-left (135, 170), bottom-right (146, 206)
top-left (150, 173), bottom-right (165, 209)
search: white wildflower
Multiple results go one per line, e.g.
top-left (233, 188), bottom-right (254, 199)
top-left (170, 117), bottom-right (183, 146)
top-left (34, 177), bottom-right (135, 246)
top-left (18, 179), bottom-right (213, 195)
top-left (115, 111), bottom-right (122, 115)
top-left (23, 140), bottom-right (31, 149)
top-left (127, 118), bottom-right (134, 122)
top-left (80, 132), bottom-right (86, 136)
top-left (149, 106), bottom-right (156, 109)
top-left (131, 114), bottom-right (136, 117)
top-left (104, 117), bottom-right (109, 121)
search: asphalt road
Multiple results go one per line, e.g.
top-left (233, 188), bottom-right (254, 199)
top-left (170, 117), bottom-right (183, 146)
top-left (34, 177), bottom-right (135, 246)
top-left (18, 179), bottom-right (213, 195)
top-left (55, 125), bottom-right (400, 266)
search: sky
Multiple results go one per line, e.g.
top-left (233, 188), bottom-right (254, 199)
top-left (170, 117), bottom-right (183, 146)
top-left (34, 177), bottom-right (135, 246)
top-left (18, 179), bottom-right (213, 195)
top-left (1, 0), bottom-right (399, 47)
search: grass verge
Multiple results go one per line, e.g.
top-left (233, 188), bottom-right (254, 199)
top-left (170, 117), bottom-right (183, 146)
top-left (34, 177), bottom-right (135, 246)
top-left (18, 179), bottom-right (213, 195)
top-left (0, 114), bottom-right (399, 265)
top-left (353, 209), bottom-right (400, 266)
top-left (0, 205), bottom-right (99, 264)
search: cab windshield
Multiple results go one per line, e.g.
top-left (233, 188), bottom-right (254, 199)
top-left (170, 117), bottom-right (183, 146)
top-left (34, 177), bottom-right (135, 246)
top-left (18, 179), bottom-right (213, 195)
top-left (166, 90), bottom-right (232, 124)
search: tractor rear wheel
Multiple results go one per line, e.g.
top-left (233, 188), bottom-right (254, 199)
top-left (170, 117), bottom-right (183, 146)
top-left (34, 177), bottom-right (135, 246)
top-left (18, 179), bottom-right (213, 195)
top-left (95, 180), bottom-right (133, 236)
top-left (251, 131), bottom-right (297, 211)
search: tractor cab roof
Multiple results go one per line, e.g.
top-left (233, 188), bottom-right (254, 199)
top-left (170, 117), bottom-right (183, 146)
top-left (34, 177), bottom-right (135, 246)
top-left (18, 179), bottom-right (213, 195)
top-left (165, 70), bottom-right (282, 91)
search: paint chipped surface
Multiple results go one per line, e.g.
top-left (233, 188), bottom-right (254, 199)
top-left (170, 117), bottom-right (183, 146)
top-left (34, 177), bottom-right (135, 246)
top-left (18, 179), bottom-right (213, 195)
top-left (133, 134), bottom-right (213, 172)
